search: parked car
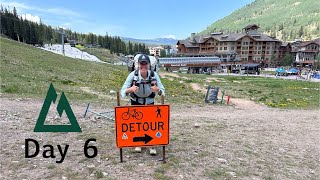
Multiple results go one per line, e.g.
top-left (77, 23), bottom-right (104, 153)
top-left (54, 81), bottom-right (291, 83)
top-left (275, 67), bottom-right (287, 76)
top-left (286, 67), bottom-right (299, 75)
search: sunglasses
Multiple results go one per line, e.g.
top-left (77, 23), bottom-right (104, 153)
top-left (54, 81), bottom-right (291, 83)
top-left (139, 62), bottom-right (148, 65)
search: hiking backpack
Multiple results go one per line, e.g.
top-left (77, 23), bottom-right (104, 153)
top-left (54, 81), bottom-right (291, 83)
top-left (130, 53), bottom-right (159, 73)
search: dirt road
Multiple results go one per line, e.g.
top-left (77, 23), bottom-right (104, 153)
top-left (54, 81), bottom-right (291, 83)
top-left (0, 97), bottom-right (319, 179)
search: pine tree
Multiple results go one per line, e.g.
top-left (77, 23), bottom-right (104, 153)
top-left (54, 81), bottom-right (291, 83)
top-left (298, 26), bottom-right (303, 38)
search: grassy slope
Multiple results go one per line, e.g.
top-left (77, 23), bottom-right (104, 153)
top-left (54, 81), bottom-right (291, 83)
top-left (171, 72), bottom-right (320, 109)
top-left (0, 37), bottom-right (197, 104)
top-left (1, 37), bottom-right (319, 108)
top-left (0, 37), bottom-right (127, 102)
top-left (81, 47), bottom-right (118, 63)
top-left (199, 0), bottom-right (320, 41)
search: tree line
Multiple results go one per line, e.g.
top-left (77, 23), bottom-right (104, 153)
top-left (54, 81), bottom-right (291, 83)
top-left (0, 7), bottom-right (149, 55)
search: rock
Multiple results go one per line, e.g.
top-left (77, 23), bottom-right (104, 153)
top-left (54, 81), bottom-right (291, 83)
top-left (21, 145), bottom-right (25, 149)
top-left (138, 163), bottom-right (143, 166)
top-left (126, 155), bottom-right (130, 159)
top-left (110, 90), bottom-right (116, 95)
top-left (310, 169), bottom-right (315, 174)
top-left (217, 158), bottom-right (227, 164)
top-left (105, 158), bottom-right (109, 161)
top-left (102, 172), bottom-right (108, 176)
top-left (194, 123), bottom-right (200, 128)
top-left (62, 176), bottom-right (67, 180)
top-left (227, 171), bottom-right (237, 177)
top-left (87, 164), bottom-right (95, 168)
top-left (90, 173), bottom-right (94, 177)
top-left (179, 175), bottom-right (184, 178)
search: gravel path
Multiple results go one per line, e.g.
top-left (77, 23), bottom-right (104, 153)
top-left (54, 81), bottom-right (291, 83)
top-left (0, 97), bottom-right (319, 179)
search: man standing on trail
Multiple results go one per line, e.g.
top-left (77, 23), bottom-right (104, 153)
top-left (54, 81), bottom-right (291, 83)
top-left (120, 54), bottom-right (165, 155)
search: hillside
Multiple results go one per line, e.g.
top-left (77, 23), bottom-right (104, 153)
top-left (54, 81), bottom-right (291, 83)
top-left (1, 37), bottom-right (319, 108)
top-left (0, 37), bottom-right (199, 104)
top-left (198, 0), bottom-right (320, 41)
top-left (0, 37), bottom-right (128, 102)
top-left (121, 37), bottom-right (177, 46)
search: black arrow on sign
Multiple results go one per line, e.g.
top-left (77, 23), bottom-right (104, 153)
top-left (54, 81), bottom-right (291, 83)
top-left (133, 134), bottom-right (153, 144)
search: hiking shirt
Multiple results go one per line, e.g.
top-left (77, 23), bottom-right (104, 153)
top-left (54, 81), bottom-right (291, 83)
top-left (121, 70), bottom-right (165, 104)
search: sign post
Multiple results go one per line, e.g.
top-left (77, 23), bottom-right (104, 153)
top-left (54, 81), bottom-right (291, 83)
top-left (160, 96), bottom-right (166, 163)
top-left (116, 92), bottom-right (123, 163)
top-left (115, 95), bottom-right (169, 163)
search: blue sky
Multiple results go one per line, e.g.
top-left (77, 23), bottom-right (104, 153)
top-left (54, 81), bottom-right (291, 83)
top-left (1, 0), bottom-right (254, 39)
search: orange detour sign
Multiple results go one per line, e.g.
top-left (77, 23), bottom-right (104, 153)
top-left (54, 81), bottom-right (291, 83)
top-left (115, 105), bottom-right (170, 148)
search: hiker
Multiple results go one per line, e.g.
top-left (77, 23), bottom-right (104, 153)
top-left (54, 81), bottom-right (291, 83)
top-left (120, 54), bottom-right (165, 155)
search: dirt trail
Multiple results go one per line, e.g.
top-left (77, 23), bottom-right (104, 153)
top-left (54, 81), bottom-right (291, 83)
top-left (190, 83), bottom-right (207, 93)
top-left (1, 97), bottom-right (319, 179)
top-left (159, 72), bottom-right (190, 80)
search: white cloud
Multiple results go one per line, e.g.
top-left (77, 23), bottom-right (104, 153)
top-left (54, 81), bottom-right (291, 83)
top-left (47, 8), bottom-right (81, 17)
top-left (0, 1), bottom-right (81, 17)
top-left (0, 1), bottom-right (31, 10)
top-left (161, 34), bottom-right (177, 39)
top-left (21, 14), bottom-right (40, 23)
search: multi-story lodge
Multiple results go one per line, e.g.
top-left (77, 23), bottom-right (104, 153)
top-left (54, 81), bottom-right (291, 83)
top-left (177, 25), bottom-right (287, 67)
top-left (291, 38), bottom-right (320, 68)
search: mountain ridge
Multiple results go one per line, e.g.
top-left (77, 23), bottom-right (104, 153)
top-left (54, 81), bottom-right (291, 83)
top-left (121, 37), bottom-right (177, 46)
top-left (198, 0), bottom-right (320, 41)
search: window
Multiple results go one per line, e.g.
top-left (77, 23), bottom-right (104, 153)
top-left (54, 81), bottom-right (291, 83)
top-left (220, 47), bottom-right (222, 50)
top-left (224, 47), bottom-right (227, 50)
top-left (243, 42), bottom-right (249, 45)
top-left (231, 47), bottom-right (234, 50)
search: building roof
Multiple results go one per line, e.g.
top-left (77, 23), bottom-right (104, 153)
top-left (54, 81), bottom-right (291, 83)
top-left (177, 40), bottom-right (199, 47)
top-left (243, 24), bottom-right (260, 30)
top-left (159, 56), bottom-right (220, 65)
top-left (301, 37), bottom-right (320, 46)
top-left (200, 32), bottom-right (280, 42)
top-left (313, 37), bottom-right (320, 45)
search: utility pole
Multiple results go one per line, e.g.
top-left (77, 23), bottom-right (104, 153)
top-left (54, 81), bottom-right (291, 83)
top-left (59, 28), bottom-right (65, 56)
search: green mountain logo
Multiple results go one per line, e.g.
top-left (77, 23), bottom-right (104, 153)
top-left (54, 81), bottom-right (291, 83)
top-left (34, 83), bottom-right (82, 132)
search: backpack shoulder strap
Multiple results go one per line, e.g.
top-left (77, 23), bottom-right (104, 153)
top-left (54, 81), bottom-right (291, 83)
top-left (149, 70), bottom-right (155, 82)
top-left (132, 70), bottom-right (139, 85)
